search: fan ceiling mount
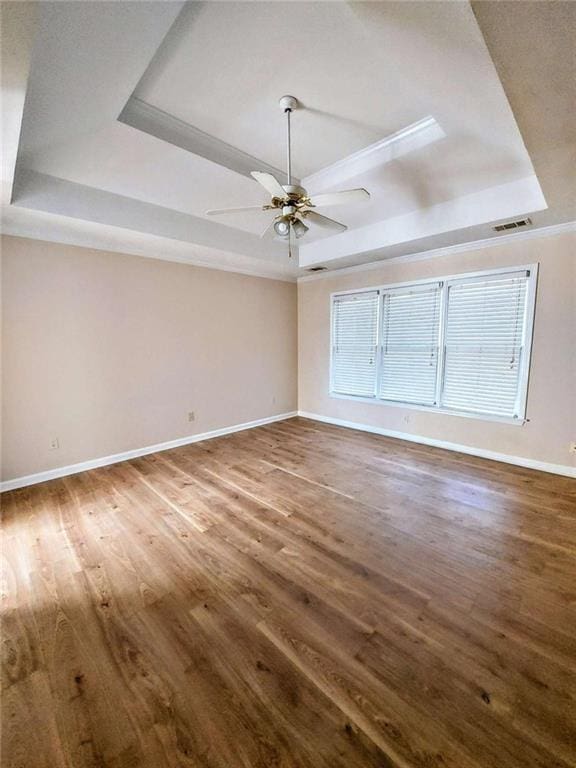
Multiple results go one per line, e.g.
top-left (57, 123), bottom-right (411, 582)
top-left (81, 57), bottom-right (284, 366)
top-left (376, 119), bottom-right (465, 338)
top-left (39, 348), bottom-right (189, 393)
top-left (206, 95), bottom-right (371, 257)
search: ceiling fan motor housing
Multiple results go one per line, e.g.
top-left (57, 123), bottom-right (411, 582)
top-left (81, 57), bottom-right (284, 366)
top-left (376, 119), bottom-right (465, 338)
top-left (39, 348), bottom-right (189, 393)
top-left (283, 184), bottom-right (307, 199)
top-left (206, 95), bottom-right (368, 246)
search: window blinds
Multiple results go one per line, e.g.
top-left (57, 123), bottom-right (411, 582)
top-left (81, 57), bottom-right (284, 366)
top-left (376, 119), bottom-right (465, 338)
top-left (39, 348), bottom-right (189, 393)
top-left (329, 267), bottom-right (535, 421)
top-left (378, 284), bottom-right (441, 405)
top-left (331, 291), bottom-right (379, 397)
top-left (441, 273), bottom-right (529, 417)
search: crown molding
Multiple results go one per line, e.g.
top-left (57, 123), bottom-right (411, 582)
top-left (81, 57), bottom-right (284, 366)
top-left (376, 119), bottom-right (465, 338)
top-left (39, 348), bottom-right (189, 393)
top-left (301, 116), bottom-right (445, 193)
top-left (119, 96), bottom-right (291, 183)
top-left (1, 205), bottom-right (297, 282)
top-left (297, 220), bottom-right (576, 283)
top-left (13, 169), bottom-right (288, 262)
top-left (299, 175), bottom-right (547, 268)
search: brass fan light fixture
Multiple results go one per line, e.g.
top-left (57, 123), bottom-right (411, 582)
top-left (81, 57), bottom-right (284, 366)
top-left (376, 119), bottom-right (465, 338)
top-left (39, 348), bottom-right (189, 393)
top-left (206, 95), bottom-right (371, 257)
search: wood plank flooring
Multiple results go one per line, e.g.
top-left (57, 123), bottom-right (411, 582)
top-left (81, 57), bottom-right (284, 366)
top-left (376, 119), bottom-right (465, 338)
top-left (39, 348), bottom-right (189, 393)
top-left (2, 417), bottom-right (576, 768)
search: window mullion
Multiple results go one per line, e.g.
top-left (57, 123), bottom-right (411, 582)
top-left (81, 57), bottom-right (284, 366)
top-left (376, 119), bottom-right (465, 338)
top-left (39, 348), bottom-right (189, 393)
top-left (375, 291), bottom-right (385, 400)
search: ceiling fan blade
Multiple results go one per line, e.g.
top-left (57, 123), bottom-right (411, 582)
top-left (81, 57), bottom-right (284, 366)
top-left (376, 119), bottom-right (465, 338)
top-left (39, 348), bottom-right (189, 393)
top-left (250, 171), bottom-right (286, 199)
top-left (309, 188), bottom-right (370, 208)
top-left (205, 206), bottom-right (266, 216)
top-left (303, 210), bottom-right (347, 233)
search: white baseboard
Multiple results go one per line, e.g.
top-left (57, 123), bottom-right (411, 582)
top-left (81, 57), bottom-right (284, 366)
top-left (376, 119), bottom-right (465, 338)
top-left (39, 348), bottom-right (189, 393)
top-left (298, 411), bottom-right (576, 479)
top-left (0, 412), bottom-right (298, 493)
top-left (4, 409), bottom-right (573, 491)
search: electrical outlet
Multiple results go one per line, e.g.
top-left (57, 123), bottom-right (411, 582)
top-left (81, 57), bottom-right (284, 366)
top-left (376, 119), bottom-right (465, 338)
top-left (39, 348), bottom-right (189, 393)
top-left (188, 411), bottom-right (195, 423)
top-left (49, 438), bottom-right (59, 450)
top-left (570, 442), bottom-right (576, 454)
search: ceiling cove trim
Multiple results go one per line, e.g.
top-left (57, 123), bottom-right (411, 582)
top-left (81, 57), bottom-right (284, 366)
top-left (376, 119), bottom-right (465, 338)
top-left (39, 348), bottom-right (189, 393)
top-left (12, 169), bottom-right (286, 262)
top-left (299, 175), bottom-right (547, 267)
top-left (1, 207), bottom-right (296, 282)
top-left (119, 96), bottom-right (291, 182)
top-left (297, 221), bottom-right (576, 283)
top-left (301, 116), bottom-right (445, 193)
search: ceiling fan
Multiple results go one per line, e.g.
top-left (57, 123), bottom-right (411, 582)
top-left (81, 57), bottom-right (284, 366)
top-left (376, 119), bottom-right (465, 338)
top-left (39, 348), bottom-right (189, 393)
top-left (205, 95), bottom-right (371, 256)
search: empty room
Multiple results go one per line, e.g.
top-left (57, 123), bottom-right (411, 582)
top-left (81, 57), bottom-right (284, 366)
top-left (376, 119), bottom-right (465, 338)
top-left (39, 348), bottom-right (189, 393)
top-left (1, 1), bottom-right (575, 766)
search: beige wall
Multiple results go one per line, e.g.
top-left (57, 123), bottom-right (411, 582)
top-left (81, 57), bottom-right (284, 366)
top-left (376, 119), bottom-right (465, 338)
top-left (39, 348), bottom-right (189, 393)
top-left (3, 230), bottom-right (574, 483)
top-left (298, 230), bottom-right (576, 470)
top-left (1, 236), bottom-right (297, 481)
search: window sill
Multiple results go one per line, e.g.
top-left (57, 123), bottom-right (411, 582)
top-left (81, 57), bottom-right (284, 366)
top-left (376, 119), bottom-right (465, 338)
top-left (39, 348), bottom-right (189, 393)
top-left (329, 392), bottom-right (527, 426)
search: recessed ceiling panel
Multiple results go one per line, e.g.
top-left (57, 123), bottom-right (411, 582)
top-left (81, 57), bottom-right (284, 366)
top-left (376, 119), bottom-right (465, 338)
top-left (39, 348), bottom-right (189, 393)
top-left (133, 1), bottom-right (536, 181)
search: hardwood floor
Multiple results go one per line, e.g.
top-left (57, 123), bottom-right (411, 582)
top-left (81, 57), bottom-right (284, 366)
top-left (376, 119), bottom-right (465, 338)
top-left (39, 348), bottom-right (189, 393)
top-left (2, 417), bottom-right (575, 768)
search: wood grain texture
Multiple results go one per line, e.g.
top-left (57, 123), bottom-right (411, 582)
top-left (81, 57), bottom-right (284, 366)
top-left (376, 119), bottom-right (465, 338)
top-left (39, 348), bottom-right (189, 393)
top-left (2, 417), bottom-right (575, 768)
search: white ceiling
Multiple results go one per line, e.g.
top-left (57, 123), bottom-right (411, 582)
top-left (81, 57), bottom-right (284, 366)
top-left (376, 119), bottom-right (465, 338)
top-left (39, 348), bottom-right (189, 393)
top-left (2, 1), bottom-right (574, 279)
top-left (135, 1), bottom-right (530, 179)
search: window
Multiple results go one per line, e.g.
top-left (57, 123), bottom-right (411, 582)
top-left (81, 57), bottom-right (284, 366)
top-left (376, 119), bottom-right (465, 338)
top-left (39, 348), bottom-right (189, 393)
top-left (330, 266), bottom-right (537, 422)
top-left (378, 283), bottom-right (441, 406)
top-left (442, 275), bottom-right (529, 417)
top-left (331, 291), bottom-right (379, 397)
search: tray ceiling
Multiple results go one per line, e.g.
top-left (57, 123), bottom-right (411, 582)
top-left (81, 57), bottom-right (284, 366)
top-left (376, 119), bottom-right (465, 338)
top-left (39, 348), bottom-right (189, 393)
top-left (3, 1), bottom-right (574, 279)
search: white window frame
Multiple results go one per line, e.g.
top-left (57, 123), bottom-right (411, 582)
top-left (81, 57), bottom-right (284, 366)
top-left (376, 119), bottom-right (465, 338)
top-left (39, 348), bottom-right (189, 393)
top-left (329, 264), bottom-right (538, 425)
